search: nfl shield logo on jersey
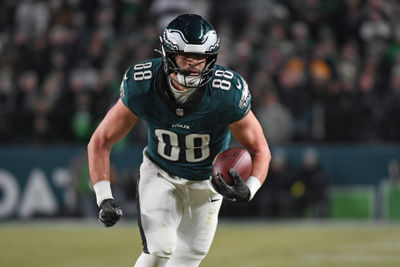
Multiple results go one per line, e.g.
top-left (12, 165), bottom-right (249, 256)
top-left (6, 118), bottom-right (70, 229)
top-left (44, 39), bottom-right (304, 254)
top-left (176, 108), bottom-right (184, 116)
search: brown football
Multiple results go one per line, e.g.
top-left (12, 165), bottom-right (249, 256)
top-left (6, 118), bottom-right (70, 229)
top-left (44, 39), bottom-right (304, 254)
top-left (212, 147), bottom-right (252, 186)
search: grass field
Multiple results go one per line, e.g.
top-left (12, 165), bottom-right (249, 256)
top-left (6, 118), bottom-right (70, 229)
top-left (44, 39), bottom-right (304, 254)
top-left (1, 220), bottom-right (400, 267)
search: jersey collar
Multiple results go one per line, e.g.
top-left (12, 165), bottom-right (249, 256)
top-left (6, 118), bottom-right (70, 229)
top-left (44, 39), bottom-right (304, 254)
top-left (156, 67), bottom-right (207, 117)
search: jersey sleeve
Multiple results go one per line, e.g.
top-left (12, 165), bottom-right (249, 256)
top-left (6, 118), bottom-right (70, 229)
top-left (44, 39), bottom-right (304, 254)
top-left (218, 71), bottom-right (252, 124)
top-left (231, 73), bottom-right (252, 122)
top-left (119, 66), bottom-right (133, 107)
top-left (119, 59), bottom-right (161, 117)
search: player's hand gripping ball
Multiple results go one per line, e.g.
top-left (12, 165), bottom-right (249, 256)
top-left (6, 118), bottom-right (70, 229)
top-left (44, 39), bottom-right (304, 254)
top-left (211, 147), bottom-right (252, 202)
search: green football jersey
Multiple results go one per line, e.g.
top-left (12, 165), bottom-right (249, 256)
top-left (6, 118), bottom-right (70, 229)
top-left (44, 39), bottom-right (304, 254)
top-left (120, 58), bottom-right (251, 180)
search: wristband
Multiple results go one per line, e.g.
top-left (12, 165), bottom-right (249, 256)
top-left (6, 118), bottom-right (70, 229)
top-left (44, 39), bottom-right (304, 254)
top-left (246, 176), bottom-right (261, 201)
top-left (93, 180), bottom-right (113, 207)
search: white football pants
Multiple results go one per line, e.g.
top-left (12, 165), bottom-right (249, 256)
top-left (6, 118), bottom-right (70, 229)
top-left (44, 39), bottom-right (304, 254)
top-left (134, 150), bottom-right (222, 267)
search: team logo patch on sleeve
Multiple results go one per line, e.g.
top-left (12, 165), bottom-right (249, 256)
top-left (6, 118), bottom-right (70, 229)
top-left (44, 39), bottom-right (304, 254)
top-left (120, 69), bottom-right (130, 99)
top-left (119, 81), bottom-right (125, 99)
top-left (239, 78), bottom-right (250, 109)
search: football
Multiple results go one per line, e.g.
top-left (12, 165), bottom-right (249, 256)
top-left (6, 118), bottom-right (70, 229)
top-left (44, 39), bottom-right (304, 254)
top-left (212, 147), bottom-right (252, 186)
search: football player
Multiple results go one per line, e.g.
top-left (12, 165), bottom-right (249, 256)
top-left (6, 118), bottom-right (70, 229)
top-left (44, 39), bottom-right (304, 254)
top-left (88, 14), bottom-right (271, 267)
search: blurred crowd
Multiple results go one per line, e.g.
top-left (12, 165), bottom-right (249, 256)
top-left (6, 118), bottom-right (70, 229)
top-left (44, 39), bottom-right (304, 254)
top-left (1, 0), bottom-right (400, 145)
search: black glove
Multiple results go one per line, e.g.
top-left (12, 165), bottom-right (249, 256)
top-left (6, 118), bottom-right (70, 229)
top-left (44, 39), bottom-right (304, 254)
top-left (211, 168), bottom-right (250, 202)
top-left (98, 199), bottom-right (123, 227)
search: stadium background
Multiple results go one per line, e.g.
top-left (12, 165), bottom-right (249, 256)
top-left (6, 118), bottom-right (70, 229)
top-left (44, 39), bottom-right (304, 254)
top-left (0, 0), bottom-right (400, 266)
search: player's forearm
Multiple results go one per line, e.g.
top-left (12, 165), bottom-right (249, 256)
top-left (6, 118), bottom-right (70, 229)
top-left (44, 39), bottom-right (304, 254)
top-left (87, 136), bottom-right (112, 185)
top-left (249, 146), bottom-right (271, 184)
top-left (88, 136), bottom-right (115, 206)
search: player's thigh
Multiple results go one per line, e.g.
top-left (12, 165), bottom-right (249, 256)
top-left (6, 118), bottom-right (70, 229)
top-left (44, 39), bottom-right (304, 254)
top-left (138, 162), bottom-right (182, 255)
top-left (178, 188), bottom-right (222, 254)
top-left (138, 162), bottom-right (183, 225)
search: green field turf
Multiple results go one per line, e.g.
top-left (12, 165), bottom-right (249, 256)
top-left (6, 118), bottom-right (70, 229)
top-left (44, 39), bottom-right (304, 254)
top-left (1, 220), bottom-right (400, 267)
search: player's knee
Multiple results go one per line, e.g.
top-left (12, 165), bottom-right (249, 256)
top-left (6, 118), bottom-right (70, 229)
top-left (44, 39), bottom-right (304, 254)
top-left (188, 245), bottom-right (208, 257)
top-left (149, 227), bottom-right (177, 258)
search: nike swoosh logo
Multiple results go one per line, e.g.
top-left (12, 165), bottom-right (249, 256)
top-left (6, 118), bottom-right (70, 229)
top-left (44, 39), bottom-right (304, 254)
top-left (210, 198), bottom-right (221, 202)
top-left (124, 71), bottom-right (129, 80)
top-left (235, 79), bottom-right (242, 89)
